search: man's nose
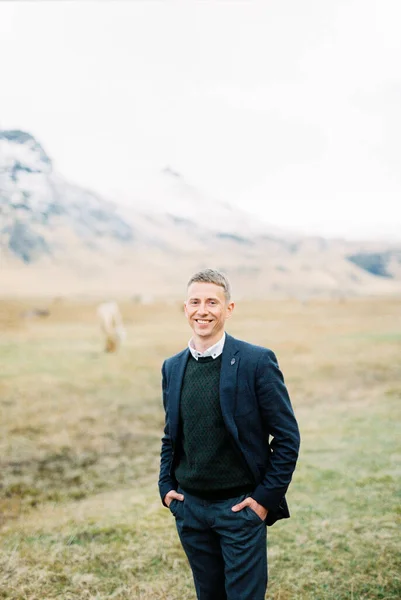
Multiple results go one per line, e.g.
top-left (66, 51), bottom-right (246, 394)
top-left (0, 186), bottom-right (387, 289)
top-left (196, 304), bottom-right (208, 315)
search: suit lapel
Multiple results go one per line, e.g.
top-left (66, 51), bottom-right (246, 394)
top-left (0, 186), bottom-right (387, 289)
top-left (220, 334), bottom-right (260, 480)
top-left (169, 349), bottom-right (189, 441)
top-left (219, 334), bottom-right (240, 439)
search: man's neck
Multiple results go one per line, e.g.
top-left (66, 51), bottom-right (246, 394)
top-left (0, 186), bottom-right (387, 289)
top-left (191, 333), bottom-right (224, 354)
top-left (193, 340), bottom-right (212, 354)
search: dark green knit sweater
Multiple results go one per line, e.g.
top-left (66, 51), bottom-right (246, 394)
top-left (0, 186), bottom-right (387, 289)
top-left (175, 354), bottom-right (254, 496)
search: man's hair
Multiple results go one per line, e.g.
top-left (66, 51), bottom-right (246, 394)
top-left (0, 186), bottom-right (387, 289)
top-left (187, 269), bottom-right (231, 302)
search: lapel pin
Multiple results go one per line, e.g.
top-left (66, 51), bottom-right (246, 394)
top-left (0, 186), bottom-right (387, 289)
top-left (231, 358), bottom-right (236, 365)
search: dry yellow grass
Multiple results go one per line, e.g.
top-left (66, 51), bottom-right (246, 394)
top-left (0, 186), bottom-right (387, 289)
top-left (0, 297), bottom-right (400, 599)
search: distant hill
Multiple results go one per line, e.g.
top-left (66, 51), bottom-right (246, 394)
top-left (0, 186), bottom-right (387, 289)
top-left (1, 129), bottom-right (401, 298)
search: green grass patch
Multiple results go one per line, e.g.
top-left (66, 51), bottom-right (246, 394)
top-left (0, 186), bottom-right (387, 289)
top-left (1, 299), bottom-right (400, 599)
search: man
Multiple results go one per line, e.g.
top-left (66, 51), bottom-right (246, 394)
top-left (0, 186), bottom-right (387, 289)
top-left (158, 269), bottom-right (300, 600)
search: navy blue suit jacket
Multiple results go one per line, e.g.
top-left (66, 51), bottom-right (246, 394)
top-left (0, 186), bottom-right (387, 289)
top-left (158, 333), bottom-right (300, 525)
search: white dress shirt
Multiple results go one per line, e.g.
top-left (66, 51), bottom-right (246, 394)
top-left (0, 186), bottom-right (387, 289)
top-left (188, 332), bottom-right (226, 361)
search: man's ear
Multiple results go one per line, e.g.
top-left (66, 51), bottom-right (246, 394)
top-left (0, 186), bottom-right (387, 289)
top-left (226, 302), bottom-right (235, 319)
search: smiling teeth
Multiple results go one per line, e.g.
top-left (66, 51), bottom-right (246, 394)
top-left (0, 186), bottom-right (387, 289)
top-left (197, 320), bottom-right (210, 323)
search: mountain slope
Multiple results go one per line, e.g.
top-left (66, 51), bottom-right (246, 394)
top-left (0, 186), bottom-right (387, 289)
top-left (0, 130), bottom-right (133, 265)
top-left (1, 129), bottom-right (400, 298)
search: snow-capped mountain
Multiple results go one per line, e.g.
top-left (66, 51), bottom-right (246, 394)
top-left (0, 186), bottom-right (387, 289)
top-left (0, 130), bottom-right (133, 264)
top-left (1, 129), bottom-right (400, 298)
top-left (115, 165), bottom-right (284, 237)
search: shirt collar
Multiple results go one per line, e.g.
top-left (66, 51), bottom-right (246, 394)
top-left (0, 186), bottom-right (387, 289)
top-left (188, 332), bottom-right (226, 361)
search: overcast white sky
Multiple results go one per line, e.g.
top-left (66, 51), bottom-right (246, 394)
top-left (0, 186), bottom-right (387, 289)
top-left (1, 1), bottom-right (400, 239)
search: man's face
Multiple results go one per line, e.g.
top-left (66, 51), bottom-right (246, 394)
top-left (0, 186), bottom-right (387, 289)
top-left (184, 282), bottom-right (234, 342)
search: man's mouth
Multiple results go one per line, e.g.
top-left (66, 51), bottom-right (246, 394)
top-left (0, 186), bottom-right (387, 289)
top-left (195, 319), bottom-right (211, 324)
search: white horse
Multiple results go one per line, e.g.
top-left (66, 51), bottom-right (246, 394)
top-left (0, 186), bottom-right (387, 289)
top-left (97, 301), bottom-right (126, 353)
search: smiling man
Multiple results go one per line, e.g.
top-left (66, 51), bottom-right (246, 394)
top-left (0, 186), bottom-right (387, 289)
top-left (158, 269), bottom-right (300, 600)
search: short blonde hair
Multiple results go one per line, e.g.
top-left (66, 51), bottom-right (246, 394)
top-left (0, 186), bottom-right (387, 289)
top-left (187, 269), bottom-right (231, 302)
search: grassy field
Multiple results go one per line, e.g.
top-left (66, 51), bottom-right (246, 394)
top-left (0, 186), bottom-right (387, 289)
top-left (0, 297), bottom-right (400, 599)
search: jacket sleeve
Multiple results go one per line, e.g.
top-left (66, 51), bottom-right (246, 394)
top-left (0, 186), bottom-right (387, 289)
top-left (252, 350), bottom-right (300, 511)
top-left (158, 360), bottom-right (178, 505)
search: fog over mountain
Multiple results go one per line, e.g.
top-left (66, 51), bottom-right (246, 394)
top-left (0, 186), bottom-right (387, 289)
top-left (1, 130), bottom-right (400, 298)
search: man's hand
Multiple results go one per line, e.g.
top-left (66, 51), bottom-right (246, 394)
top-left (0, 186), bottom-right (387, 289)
top-left (231, 497), bottom-right (268, 521)
top-left (164, 489), bottom-right (185, 507)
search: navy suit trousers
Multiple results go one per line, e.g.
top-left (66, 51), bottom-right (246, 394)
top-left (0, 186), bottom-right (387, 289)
top-left (169, 489), bottom-right (268, 600)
